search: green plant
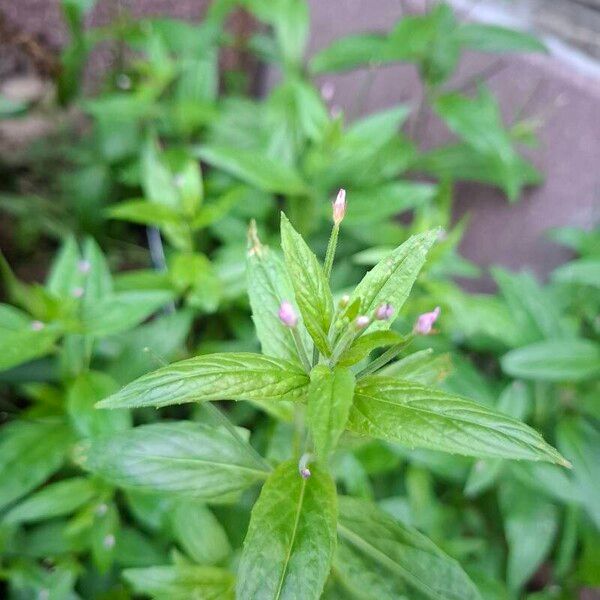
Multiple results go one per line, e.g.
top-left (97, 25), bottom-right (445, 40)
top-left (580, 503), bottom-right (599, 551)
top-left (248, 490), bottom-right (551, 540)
top-left (1, 1), bottom-right (595, 598)
top-left (420, 226), bottom-right (600, 597)
top-left (75, 205), bottom-right (566, 598)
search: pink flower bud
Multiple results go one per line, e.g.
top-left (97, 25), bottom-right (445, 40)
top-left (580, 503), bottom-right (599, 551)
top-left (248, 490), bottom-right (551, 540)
top-left (414, 307), bottom-right (441, 335)
top-left (354, 315), bottom-right (370, 330)
top-left (78, 260), bottom-right (91, 274)
top-left (278, 301), bottom-right (298, 328)
top-left (300, 467), bottom-right (311, 479)
top-left (338, 294), bottom-right (350, 309)
top-left (31, 320), bottom-right (45, 331)
top-left (375, 303), bottom-right (394, 321)
top-left (298, 453), bottom-right (312, 479)
top-left (333, 189), bottom-right (346, 225)
top-left (320, 81), bottom-right (335, 102)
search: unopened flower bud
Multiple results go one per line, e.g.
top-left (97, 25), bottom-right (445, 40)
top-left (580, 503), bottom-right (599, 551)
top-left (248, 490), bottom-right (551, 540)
top-left (414, 307), bottom-right (441, 335)
top-left (96, 503), bottom-right (108, 516)
top-left (31, 320), bottom-right (45, 331)
top-left (333, 189), bottom-right (346, 225)
top-left (354, 315), bottom-right (370, 330)
top-left (338, 294), bottom-right (350, 309)
top-left (278, 301), bottom-right (298, 328)
top-left (78, 260), bottom-right (91, 274)
top-left (320, 81), bottom-right (335, 102)
top-left (375, 303), bottom-right (394, 321)
top-left (298, 453), bottom-right (312, 479)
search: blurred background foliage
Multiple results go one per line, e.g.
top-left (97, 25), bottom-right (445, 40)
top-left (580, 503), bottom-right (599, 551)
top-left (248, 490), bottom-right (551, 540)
top-left (0, 0), bottom-right (598, 598)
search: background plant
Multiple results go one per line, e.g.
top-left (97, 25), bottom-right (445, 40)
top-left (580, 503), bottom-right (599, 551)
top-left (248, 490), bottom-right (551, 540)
top-left (0, 0), bottom-right (598, 598)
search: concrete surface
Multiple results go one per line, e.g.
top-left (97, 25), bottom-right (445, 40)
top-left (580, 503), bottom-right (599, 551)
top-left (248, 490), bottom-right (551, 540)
top-left (1, 0), bottom-right (599, 288)
top-left (306, 0), bottom-right (600, 289)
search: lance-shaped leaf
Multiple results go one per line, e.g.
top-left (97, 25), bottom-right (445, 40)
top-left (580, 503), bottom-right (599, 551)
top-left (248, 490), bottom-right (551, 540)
top-left (337, 496), bottom-right (481, 600)
top-left (307, 365), bottom-right (355, 459)
top-left (123, 565), bottom-right (235, 600)
top-left (97, 353), bottom-right (309, 409)
top-left (80, 290), bottom-right (175, 337)
top-left (246, 222), bottom-right (305, 363)
top-left (0, 420), bottom-right (73, 511)
top-left (347, 376), bottom-right (569, 465)
top-left (349, 230), bottom-right (438, 331)
top-left (3, 477), bottom-right (97, 524)
top-left (501, 339), bottom-right (600, 382)
top-left (280, 214), bottom-right (334, 355)
top-left (0, 325), bottom-right (61, 372)
top-left (237, 460), bottom-right (337, 600)
top-left (83, 422), bottom-right (269, 499)
top-left (500, 481), bottom-right (558, 592)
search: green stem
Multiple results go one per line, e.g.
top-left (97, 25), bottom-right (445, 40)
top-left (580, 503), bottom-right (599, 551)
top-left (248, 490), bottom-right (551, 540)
top-left (328, 328), bottom-right (356, 367)
top-left (356, 337), bottom-right (413, 379)
top-left (291, 327), bottom-right (312, 372)
top-left (323, 223), bottom-right (339, 281)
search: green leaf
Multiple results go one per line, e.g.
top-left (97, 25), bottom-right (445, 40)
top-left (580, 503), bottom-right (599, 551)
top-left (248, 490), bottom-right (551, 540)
top-left (457, 24), bottom-right (546, 53)
top-left (332, 536), bottom-right (409, 599)
top-left (106, 309), bottom-right (194, 384)
top-left (380, 349), bottom-right (451, 385)
top-left (339, 331), bottom-right (405, 367)
top-left (84, 422), bottom-right (269, 498)
top-left (280, 213), bottom-right (334, 355)
top-left (0, 325), bottom-right (60, 372)
top-left (492, 267), bottom-right (570, 340)
top-left (0, 420), bottom-right (73, 511)
top-left (80, 290), bottom-right (174, 337)
top-left (3, 477), bottom-right (96, 524)
top-left (170, 252), bottom-right (221, 313)
top-left (552, 258), bottom-right (600, 288)
top-left (307, 365), bottom-right (356, 459)
top-left (97, 352), bottom-right (309, 409)
top-left (337, 496), bottom-right (481, 600)
top-left (108, 200), bottom-right (183, 226)
top-left (433, 88), bottom-right (527, 201)
top-left (500, 481), bottom-right (558, 591)
top-left (81, 237), bottom-right (113, 305)
top-left (464, 381), bottom-right (530, 497)
top-left (501, 339), bottom-right (600, 382)
top-left (246, 222), bottom-right (305, 363)
top-left (170, 500), bottom-right (231, 565)
top-left (46, 235), bottom-right (80, 296)
top-left (0, 304), bottom-right (31, 329)
top-left (141, 135), bottom-right (193, 249)
top-left (347, 376), bottom-right (569, 465)
top-left (416, 142), bottom-right (541, 199)
top-left (310, 33), bottom-right (388, 73)
top-left (557, 417), bottom-right (600, 529)
top-left (91, 500), bottom-right (119, 573)
top-left (194, 145), bottom-right (307, 195)
top-left (141, 135), bottom-right (180, 210)
top-left (343, 182), bottom-right (436, 226)
top-left (237, 460), bottom-right (337, 600)
top-left (247, 0), bottom-right (308, 65)
top-left (349, 230), bottom-right (438, 331)
top-left (123, 565), bottom-right (235, 599)
top-left (67, 371), bottom-right (131, 438)
top-left (115, 527), bottom-right (167, 568)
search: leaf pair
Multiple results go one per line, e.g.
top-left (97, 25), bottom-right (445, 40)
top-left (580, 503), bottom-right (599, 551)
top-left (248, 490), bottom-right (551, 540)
top-left (237, 461), bottom-right (481, 600)
top-left (97, 352), bottom-right (568, 467)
